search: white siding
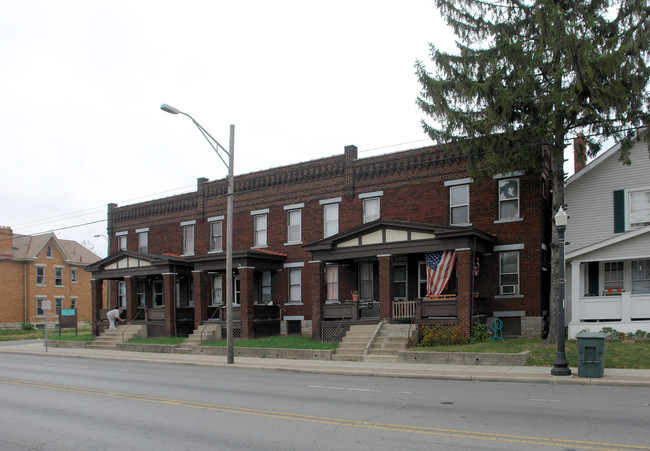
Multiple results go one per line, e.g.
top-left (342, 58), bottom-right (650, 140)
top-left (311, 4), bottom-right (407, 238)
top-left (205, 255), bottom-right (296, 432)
top-left (565, 139), bottom-right (650, 253)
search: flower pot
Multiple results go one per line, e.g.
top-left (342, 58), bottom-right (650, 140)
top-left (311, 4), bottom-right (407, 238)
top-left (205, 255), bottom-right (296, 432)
top-left (352, 294), bottom-right (359, 301)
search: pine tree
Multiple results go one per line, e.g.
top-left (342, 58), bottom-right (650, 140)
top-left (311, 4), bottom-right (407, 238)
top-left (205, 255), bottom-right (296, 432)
top-left (416, 0), bottom-right (650, 343)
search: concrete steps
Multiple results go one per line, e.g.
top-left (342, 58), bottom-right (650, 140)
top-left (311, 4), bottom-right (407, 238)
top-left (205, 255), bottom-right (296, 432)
top-left (362, 324), bottom-right (411, 363)
top-left (176, 324), bottom-right (222, 353)
top-left (87, 325), bottom-right (147, 350)
top-left (331, 325), bottom-right (377, 361)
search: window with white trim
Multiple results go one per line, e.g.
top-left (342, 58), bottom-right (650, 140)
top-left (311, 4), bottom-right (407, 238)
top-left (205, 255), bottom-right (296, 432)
top-left (46, 245), bottom-right (52, 258)
top-left (153, 281), bottom-right (164, 307)
top-left (359, 262), bottom-right (373, 300)
top-left (363, 198), bottom-right (380, 224)
top-left (393, 264), bottom-right (407, 300)
top-left (36, 266), bottom-right (45, 285)
top-left (498, 178), bottom-right (520, 219)
top-left (117, 234), bottom-right (127, 251)
top-left (286, 209), bottom-right (301, 244)
top-left (210, 220), bottom-right (223, 252)
top-left (118, 281), bottom-right (127, 308)
top-left (71, 268), bottom-right (77, 283)
top-left (604, 261), bottom-right (624, 293)
top-left (323, 202), bottom-right (339, 238)
top-left (632, 260), bottom-right (650, 294)
top-left (70, 297), bottom-right (77, 310)
top-left (254, 214), bottom-right (268, 247)
top-left (629, 188), bottom-right (650, 228)
top-left (288, 268), bottom-right (302, 303)
top-left (137, 281), bottom-right (146, 307)
top-left (499, 251), bottom-right (519, 295)
top-left (450, 185), bottom-right (469, 224)
top-left (183, 224), bottom-right (194, 255)
top-left (36, 297), bottom-right (45, 316)
top-left (54, 267), bottom-right (63, 287)
top-left (54, 297), bottom-right (63, 316)
top-left (261, 271), bottom-right (272, 304)
top-left (211, 274), bottom-right (223, 305)
top-left (326, 265), bottom-right (338, 302)
top-left (138, 231), bottom-right (148, 253)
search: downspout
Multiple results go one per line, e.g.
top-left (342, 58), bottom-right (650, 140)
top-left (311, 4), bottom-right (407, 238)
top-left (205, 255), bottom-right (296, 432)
top-left (24, 261), bottom-right (27, 323)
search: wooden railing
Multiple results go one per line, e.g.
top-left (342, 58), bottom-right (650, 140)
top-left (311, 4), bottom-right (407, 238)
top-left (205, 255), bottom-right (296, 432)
top-left (393, 299), bottom-right (417, 320)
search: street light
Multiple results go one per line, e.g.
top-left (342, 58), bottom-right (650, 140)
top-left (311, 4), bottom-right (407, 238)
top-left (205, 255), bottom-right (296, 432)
top-left (161, 104), bottom-right (236, 364)
top-left (551, 206), bottom-right (571, 376)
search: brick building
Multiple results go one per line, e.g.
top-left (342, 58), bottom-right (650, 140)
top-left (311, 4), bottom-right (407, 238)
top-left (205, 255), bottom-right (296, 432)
top-left (86, 144), bottom-right (552, 339)
top-left (0, 227), bottom-right (100, 326)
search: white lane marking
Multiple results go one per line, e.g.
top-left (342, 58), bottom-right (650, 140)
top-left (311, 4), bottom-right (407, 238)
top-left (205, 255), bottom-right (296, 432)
top-left (309, 385), bottom-right (410, 394)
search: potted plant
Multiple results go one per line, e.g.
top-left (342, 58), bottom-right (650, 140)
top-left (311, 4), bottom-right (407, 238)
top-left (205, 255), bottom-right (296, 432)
top-left (351, 290), bottom-right (359, 301)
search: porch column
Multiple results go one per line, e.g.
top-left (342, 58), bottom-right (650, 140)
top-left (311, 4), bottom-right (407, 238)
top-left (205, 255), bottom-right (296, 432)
top-left (310, 261), bottom-right (326, 340)
top-left (239, 267), bottom-right (255, 339)
top-left (193, 270), bottom-right (209, 326)
top-left (569, 260), bottom-right (581, 326)
top-left (378, 255), bottom-right (393, 320)
top-left (163, 272), bottom-right (176, 336)
top-left (456, 249), bottom-right (472, 339)
top-left (90, 278), bottom-right (103, 337)
top-left (124, 276), bottom-right (138, 323)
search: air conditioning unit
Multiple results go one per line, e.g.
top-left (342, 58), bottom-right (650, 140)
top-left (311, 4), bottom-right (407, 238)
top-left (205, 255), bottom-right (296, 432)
top-left (501, 285), bottom-right (516, 295)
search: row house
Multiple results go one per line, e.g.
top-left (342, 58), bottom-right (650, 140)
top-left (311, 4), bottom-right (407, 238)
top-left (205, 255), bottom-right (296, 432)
top-left (0, 227), bottom-right (100, 326)
top-left (86, 143), bottom-right (552, 340)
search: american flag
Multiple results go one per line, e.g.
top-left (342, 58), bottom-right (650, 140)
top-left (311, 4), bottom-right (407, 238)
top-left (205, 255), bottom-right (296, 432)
top-left (425, 251), bottom-right (456, 296)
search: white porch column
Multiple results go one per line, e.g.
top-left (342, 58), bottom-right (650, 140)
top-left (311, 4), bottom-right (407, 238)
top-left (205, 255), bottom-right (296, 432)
top-left (621, 292), bottom-right (632, 322)
top-left (568, 260), bottom-right (582, 338)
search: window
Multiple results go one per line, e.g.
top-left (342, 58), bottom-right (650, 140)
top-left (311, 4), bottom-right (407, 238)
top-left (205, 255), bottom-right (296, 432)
top-left (118, 281), bottom-right (126, 308)
top-left (138, 231), bottom-right (148, 253)
top-left (286, 209), bottom-right (301, 244)
top-left (363, 198), bottom-right (380, 223)
top-left (137, 281), bottom-right (146, 307)
top-left (116, 232), bottom-right (127, 251)
top-left (629, 189), bottom-right (650, 228)
top-left (326, 265), bottom-right (339, 302)
top-left (359, 262), bottom-right (373, 300)
top-left (632, 260), bottom-right (650, 294)
top-left (450, 185), bottom-right (469, 224)
top-left (418, 262), bottom-right (427, 298)
top-left (234, 276), bottom-right (241, 305)
top-left (36, 297), bottom-right (45, 316)
top-left (288, 268), bottom-right (301, 303)
top-left (70, 297), bottom-right (77, 310)
top-left (46, 245), bottom-right (52, 258)
top-left (261, 271), bottom-right (272, 304)
top-left (70, 268), bottom-right (77, 283)
top-left (153, 281), bottom-right (164, 307)
top-left (211, 275), bottom-right (223, 305)
top-left (254, 214), bottom-right (268, 247)
top-left (393, 264), bottom-right (407, 300)
top-left (54, 267), bottom-right (63, 287)
top-left (499, 178), bottom-right (520, 219)
top-left (210, 220), bottom-right (223, 252)
top-left (183, 223), bottom-right (195, 255)
top-left (604, 261), bottom-right (624, 293)
top-left (54, 297), bottom-right (63, 316)
top-left (499, 252), bottom-right (519, 295)
top-left (323, 202), bottom-right (339, 238)
top-left (36, 266), bottom-right (45, 285)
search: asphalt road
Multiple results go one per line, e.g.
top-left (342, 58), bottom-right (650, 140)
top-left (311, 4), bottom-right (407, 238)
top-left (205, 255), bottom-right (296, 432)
top-left (1, 353), bottom-right (649, 450)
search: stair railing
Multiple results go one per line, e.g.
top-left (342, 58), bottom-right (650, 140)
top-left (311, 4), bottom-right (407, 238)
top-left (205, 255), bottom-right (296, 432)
top-left (120, 309), bottom-right (143, 343)
top-left (199, 307), bottom-right (222, 344)
top-left (329, 301), bottom-right (356, 342)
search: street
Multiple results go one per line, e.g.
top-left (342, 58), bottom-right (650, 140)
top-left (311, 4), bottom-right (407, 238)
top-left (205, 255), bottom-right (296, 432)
top-left (1, 353), bottom-right (649, 450)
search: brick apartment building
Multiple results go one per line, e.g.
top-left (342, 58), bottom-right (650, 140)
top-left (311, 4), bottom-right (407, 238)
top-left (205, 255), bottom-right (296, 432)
top-left (86, 144), bottom-right (552, 340)
top-left (0, 227), bottom-right (100, 326)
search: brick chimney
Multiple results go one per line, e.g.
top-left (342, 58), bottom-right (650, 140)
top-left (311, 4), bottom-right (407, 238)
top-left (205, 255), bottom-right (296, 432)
top-left (0, 226), bottom-right (13, 257)
top-left (574, 133), bottom-right (587, 173)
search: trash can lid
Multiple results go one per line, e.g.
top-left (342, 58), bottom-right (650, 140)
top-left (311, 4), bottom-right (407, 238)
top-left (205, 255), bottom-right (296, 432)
top-left (576, 332), bottom-right (607, 339)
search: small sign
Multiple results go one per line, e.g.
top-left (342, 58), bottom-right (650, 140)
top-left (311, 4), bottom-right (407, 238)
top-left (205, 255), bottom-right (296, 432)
top-left (42, 300), bottom-right (51, 310)
top-left (61, 309), bottom-right (76, 316)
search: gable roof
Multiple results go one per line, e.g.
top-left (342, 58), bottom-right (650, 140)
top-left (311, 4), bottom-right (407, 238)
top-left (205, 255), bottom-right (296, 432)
top-left (11, 232), bottom-right (100, 265)
top-left (566, 224), bottom-right (650, 261)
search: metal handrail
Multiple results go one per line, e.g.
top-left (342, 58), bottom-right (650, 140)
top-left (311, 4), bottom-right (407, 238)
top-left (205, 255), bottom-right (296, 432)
top-left (330, 301), bottom-right (356, 342)
top-left (199, 306), bottom-right (222, 344)
top-left (120, 309), bottom-right (143, 343)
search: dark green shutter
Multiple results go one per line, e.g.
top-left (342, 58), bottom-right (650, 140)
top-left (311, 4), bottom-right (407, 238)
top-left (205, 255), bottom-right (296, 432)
top-left (613, 190), bottom-right (625, 233)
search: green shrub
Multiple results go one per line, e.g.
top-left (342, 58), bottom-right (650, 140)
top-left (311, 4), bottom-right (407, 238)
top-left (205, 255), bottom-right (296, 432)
top-left (600, 326), bottom-right (622, 341)
top-left (21, 323), bottom-right (35, 331)
top-left (470, 322), bottom-right (489, 344)
top-left (420, 324), bottom-right (467, 346)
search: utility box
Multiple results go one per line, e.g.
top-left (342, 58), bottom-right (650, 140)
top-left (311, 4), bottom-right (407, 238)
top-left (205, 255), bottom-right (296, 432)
top-left (576, 332), bottom-right (606, 378)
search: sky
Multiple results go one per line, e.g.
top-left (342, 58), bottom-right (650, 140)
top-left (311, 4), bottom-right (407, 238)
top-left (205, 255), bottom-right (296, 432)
top-left (1, 1), bottom-right (578, 258)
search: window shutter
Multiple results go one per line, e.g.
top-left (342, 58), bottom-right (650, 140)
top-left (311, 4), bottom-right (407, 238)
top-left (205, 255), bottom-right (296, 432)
top-left (613, 190), bottom-right (625, 233)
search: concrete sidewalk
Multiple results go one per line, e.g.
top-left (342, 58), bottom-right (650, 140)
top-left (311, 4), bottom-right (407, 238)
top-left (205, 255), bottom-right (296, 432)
top-left (2, 340), bottom-right (649, 386)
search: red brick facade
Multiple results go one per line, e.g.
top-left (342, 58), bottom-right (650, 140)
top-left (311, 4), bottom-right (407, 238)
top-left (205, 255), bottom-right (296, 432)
top-left (87, 144), bottom-right (551, 339)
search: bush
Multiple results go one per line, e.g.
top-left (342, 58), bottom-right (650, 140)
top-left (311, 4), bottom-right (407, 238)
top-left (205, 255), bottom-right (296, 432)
top-left (420, 324), bottom-right (467, 346)
top-left (471, 322), bottom-right (489, 344)
top-left (600, 326), bottom-right (622, 341)
top-left (634, 330), bottom-right (648, 341)
top-left (21, 323), bottom-right (35, 331)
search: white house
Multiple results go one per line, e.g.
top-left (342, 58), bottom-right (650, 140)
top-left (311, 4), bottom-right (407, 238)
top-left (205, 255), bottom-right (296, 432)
top-left (565, 132), bottom-right (650, 338)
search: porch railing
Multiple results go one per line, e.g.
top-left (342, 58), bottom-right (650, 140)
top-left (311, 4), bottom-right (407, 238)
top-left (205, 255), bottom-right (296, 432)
top-left (393, 299), bottom-right (417, 320)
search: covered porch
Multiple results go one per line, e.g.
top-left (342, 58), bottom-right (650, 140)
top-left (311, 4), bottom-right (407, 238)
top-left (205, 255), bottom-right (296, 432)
top-left (304, 219), bottom-right (494, 341)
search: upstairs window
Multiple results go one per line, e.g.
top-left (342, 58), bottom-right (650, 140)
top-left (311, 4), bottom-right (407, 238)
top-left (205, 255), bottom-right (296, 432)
top-left (137, 230), bottom-right (148, 253)
top-left (449, 185), bottom-right (469, 224)
top-left (181, 221), bottom-right (195, 255)
top-left (498, 178), bottom-right (520, 219)
top-left (285, 207), bottom-right (302, 244)
top-left (54, 267), bottom-right (63, 287)
top-left (36, 266), bottom-right (45, 285)
top-left (253, 213), bottom-right (268, 247)
top-left (70, 268), bottom-right (77, 283)
top-left (210, 219), bottom-right (223, 252)
top-left (116, 232), bottom-right (127, 251)
top-left (46, 245), bottom-right (53, 258)
top-left (363, 198), bottom-right (380, 223)
top-left (630, 189), bottom-right (650, 228)
top-left (322, 202), bottom-right (339, 238)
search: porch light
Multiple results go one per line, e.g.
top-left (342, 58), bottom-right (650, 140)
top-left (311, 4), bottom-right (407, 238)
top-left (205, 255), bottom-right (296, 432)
top-left (161, 103), bottom-right (236, 365)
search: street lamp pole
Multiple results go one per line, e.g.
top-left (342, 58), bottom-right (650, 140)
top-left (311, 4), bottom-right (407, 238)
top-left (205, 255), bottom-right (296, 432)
top-left (160, 104), bottom-right (235, 364)
top-left (551, 206), bottom-right (571, 376)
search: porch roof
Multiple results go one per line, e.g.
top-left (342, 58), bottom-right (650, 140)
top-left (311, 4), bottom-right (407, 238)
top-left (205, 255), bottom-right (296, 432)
top-left (84, 250), bottom-right (193, 279)
top-left (566, 224), bottom-right (650, 262)
top-left (189, 248), bottom-right (287, 272)
top-left (303, 218), bottom-right (494, 261)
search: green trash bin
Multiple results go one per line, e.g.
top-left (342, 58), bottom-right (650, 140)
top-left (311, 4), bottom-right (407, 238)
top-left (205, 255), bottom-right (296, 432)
top-left (576, 332), bottom-right (606, 378)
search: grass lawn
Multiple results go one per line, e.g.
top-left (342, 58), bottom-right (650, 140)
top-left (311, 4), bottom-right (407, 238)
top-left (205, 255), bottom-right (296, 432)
top-left (128, 337), bottom-right (185, 345)
top-left (201, 336), bottom-right (338, 350)
top-left (414, 339), bottom-right (650, 369)
top-left (0, 328), bottom-right (93, 342)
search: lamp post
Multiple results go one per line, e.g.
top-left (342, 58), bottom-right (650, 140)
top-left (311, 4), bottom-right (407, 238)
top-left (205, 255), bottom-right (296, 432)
top-left (160, 104), bottom-right (235, 364)
top-left (551, 206), bottom-right (571, 376)
top-left (94, 234), bottom-right (110, 309)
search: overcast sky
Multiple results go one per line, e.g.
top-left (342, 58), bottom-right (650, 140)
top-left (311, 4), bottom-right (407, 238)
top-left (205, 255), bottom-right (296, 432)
top-left (1, 1), bottom-right (578, 258)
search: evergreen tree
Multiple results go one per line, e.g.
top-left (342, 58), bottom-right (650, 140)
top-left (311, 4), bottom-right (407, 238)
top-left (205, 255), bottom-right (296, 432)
top-left (416, 0), bottom-right (650, 343)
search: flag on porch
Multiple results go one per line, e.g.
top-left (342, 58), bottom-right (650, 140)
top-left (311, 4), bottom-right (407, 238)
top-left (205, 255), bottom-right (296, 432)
top-left (474, 255), bottom-right (480, 277)
top-left (425, 251), bottom-right (456, 296)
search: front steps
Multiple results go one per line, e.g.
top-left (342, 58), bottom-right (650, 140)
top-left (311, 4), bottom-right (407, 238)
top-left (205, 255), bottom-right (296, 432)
top-left (332, 323), bottom-right (412, 362)
top-left (87, 324), bottom-right (147, 349)
top-left (176, 324), bottom-right (221, 353)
